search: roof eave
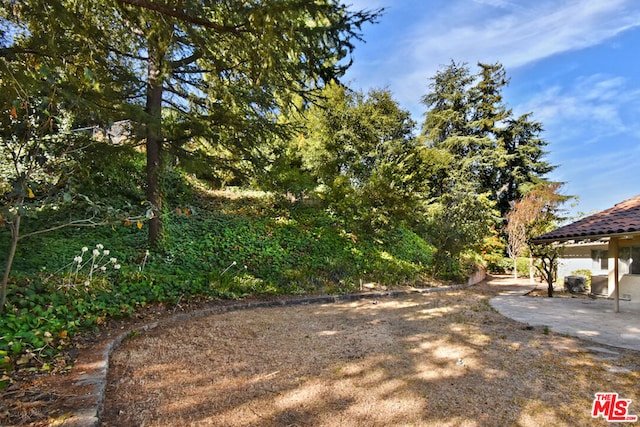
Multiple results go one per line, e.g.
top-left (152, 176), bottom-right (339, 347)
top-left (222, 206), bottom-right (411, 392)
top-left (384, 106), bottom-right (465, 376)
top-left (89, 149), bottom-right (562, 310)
top-left (531, 230), bottom-right (640, 245)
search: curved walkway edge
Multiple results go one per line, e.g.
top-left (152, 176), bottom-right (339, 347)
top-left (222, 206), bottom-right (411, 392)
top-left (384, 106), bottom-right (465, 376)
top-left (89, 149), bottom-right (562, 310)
top-left (60, 284), bottom-right (466, 427)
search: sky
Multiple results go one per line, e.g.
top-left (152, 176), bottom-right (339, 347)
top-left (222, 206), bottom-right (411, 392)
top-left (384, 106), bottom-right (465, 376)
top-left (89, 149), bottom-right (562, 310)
top-left (343, 0), bottom-right (640, 220)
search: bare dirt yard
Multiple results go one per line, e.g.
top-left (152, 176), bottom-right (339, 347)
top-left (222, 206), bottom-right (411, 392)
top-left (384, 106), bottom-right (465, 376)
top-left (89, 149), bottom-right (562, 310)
top-left (98, 278), bottom-right (639, 427)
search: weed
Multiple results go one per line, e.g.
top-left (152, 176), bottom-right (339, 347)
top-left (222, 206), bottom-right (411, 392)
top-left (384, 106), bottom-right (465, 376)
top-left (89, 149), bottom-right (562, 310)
top-left (56, 244), bottom-right (121, 288)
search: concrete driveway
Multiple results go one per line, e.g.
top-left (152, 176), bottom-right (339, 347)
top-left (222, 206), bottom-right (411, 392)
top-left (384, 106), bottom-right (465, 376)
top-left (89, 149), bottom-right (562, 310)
top-left (488, 277), bottom-right (640, 351)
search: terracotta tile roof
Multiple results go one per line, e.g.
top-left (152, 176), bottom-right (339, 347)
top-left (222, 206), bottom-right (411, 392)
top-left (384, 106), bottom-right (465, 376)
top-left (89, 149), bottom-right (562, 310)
top-left (533, 195), bottom-right (640, 243)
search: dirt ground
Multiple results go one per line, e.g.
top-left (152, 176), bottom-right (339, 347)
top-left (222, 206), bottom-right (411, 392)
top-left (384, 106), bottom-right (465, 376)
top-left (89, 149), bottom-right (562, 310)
top-left (99, 279), bottom-right (639, 427)
top-left (2, 277), bottom-right (639, 426)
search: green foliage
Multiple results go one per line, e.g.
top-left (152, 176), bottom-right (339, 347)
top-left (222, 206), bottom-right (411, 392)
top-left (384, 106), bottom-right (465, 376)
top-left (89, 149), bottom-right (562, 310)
top-left (488, 257), bottom-right (514, 274)
top-left (477, 226), bottom-right (506, 273)
top-left (0, 190), bottom-right (436, 375)
top-left (0, 55), bottom-right (115, 312)
top-left (158, 197), bottom-right (434, 293)
top-left (0, 271), bottom-right (207, 373)
top-left (2, 0), bottom-right (382, 244)
top-left (260, 134), bottom-right (318, 202)
top-left (265, 83), bottom-right (423, 233)
top-left (571, 269), bottom-right (592, 290)
top-left (420, 61), bottom-right (555, 218)
top-left (516, 257), bottom-right (531, 277)
top-left (69, 143), bottom-right (146, 205)
top-left (423, 178), bottom-right (499, 279)
top-left (486, 256), bottom-right (530, 276)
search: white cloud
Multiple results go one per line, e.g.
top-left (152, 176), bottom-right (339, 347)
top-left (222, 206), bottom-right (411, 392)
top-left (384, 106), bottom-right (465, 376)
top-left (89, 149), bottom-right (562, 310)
top-left (405, 0), bottom-right (640, 69)
top-left (472, 0), bottom-right (521, 9)
top-left (579, 76), bottom-right (627, 102)
top-left (518, 74), bottom-right (640, 144)
top-left (345, 0), bottom-right (640, 118)
top-left (343, 0), bottom-right (640, 216)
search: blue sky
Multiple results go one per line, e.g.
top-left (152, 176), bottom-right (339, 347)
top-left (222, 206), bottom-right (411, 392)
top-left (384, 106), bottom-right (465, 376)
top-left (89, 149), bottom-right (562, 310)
top-left (343, 0), bottom-right (640, 219)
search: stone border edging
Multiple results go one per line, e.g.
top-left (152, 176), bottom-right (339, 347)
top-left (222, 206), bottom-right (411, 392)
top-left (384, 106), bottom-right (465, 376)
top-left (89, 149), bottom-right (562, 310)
top-left (61, 284), bottom-right (465, 427)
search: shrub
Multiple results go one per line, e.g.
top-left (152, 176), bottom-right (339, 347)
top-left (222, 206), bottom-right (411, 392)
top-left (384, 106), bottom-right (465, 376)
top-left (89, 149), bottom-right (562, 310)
top-left (1, 190), bottom-right (438, 379)
top-left (516, 257), bottom-right (530, 277)
top-left (487, 256), bottom-right (530, 277)
top-left (571, 269), bottom-right (592, 290)
top-left (487, 256), bottom-right (512, 274)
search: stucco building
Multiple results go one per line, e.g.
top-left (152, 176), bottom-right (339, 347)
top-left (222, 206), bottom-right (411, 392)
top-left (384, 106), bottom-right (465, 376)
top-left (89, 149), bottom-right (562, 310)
top-left (533, 195), bottom-right (640, 312)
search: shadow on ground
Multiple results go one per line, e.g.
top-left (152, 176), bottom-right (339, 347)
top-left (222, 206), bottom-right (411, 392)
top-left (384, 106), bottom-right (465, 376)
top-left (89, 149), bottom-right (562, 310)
top-left (100, 279), bottom-right (640, 426)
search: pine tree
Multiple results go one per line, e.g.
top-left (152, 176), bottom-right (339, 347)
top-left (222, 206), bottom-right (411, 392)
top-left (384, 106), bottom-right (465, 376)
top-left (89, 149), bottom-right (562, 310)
top-left (497, 113), bottom-right (555, 215)
top-left (420, 61), bottom-right (555, 219)
top-left (421, 61), bottom-right (475, 153)
top-left (2, 0), bottom-right (381, 245)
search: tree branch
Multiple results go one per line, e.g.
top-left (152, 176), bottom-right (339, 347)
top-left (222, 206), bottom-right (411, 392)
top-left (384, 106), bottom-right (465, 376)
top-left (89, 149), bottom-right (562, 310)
top-left (169, 51), bottom-right (202, 69)
top-left (18, 217), bottom-right (108, 240)
top-left (0, 47), bottom-right (54, 59)
top-left (116, 0), bottom-right (249, 33)
top-left (161, 97), bottom-right (192, 116)
top-left (18, 214), bottom-right (148, 241)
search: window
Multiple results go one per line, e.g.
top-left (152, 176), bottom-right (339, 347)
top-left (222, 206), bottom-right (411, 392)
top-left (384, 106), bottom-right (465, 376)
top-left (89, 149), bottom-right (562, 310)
top-left (591, 249), bottom-right (608, 271)
top-left (619, 246), bottom-right (640, 275)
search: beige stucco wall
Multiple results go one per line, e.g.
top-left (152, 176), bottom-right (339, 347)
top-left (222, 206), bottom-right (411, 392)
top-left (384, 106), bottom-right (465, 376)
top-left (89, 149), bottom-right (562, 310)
top-left (558, 237), bottom-right (640, 300)
top-left (617, 275), bottom-right (640, 300)
top-left (557, 242), bottom-right (608, 292)
top-left (607, 236), bottom-right (640, 301)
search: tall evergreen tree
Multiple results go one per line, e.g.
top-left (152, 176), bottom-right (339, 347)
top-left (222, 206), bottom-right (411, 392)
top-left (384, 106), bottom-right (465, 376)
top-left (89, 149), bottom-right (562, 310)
top-left (469, 62), bottom-right (510, 197)
top-left (2, 0), bottom-right (381, 245)
top-left (497, 113), bottom-right (555, 215)
top-left (421, 61), bottom-right (475, 152)
top-left (471, 62), bottom-right (511, 135)
top-left (420, 61), bottom-right (555, 218)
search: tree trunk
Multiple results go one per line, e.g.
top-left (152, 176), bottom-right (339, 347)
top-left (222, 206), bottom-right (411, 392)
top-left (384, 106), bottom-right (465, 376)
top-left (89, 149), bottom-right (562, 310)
top-left (0, 214), bottom-right (21, 313)
top-left (529, 256), bottom-right (535, 284)
top-left (542, 257), bottom-right (555, 297)
top-left (146, 40), bottom-right (164, 246)
top-left (513, 257), bottom-right (518, 280)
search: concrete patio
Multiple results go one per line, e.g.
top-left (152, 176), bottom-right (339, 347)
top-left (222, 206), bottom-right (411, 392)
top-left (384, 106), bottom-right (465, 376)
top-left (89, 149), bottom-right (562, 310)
top-left (489, 279), bottom-right (640, 351)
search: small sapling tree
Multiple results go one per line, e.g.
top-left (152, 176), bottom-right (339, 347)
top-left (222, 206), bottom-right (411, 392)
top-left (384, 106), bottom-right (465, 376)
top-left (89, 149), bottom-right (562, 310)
top-left (0, 72), bottom-right (148, 313)
top-left (508, 182), bottom-right (569, 297)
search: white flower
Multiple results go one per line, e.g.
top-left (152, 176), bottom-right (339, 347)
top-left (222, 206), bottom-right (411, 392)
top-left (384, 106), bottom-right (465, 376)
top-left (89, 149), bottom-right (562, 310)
top-left (100, 266), bottom-right (107, 272)
top-left (74, 256), bottom-right (83, 263)
top-left (96, 244), bottom-right (104, 250)
top-left (114, 264), bottom-right (121, 270)
top-left (110, 257), bottom-right (117, 264)
top-left (103, 250), bottom-right (110, 255)
top-left (84, 280), bottom-right (90, 286)
top-left (92, 249), bottom-right (100, 256)
top-left (81, 247), bottom-right (88, 253)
